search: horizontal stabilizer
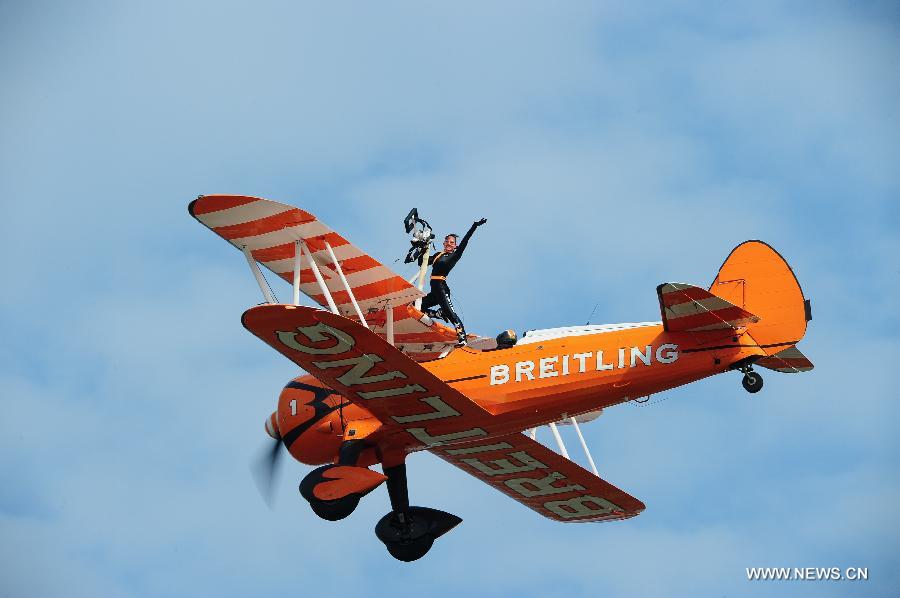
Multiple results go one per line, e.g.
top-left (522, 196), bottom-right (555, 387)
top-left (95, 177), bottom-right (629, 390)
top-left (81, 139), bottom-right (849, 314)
top-left (657, 282), bottom-right (759, 333)
top-left (432, 432), bottom-right (644, 522)
top-left (756, 346), bottom-right (814, 373)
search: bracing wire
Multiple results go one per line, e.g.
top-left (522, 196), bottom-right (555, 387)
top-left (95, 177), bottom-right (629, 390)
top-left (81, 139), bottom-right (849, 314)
top-left (263, 270), bottom-right (279, 304)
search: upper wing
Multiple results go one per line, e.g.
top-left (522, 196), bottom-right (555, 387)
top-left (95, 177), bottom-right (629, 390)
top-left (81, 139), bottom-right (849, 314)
top-left (431, 433), bottom-right (645, 522)
top-left (657, 282), bottom-right (759, 332)
top-left (242, 304), bottom-right (501, 448)
top-left (190, 195), bottom-right (422, 309)
top-left (190, 194), bottom-right (464, 361)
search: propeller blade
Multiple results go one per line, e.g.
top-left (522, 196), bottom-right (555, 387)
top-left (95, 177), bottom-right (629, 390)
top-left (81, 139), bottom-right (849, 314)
top-left (251, 437), bottom-right (283, 507)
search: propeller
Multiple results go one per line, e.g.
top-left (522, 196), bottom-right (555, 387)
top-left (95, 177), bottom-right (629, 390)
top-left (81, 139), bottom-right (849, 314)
top-left (251, 436), bottom-right (284, 507)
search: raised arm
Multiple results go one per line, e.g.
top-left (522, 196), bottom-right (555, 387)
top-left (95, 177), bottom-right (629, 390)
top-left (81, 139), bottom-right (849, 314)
top-left (444, 218), bottom-right (486, 267)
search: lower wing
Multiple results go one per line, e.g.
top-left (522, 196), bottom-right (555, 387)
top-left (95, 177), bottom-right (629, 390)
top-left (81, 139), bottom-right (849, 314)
top-left (431, 433), bottom-right (645, 522)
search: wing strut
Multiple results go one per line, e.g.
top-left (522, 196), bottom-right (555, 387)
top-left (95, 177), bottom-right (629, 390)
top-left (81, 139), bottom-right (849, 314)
top-left (292, 240), bottom-right (302, 306)
top-left (570, 417), bottom-right (599, 476)
top-left (300, 240), bottom-right (339, 315)
top-left (323, 240), bottom-right (368, 329)
top-left (548, 422), bottom-right (570, 459)
top-left (530, 419), bottom-right (599, 476)
top-left (242, 246), bottom-right (276, 304)
top-left (385, 300), bottom-right (395, 346)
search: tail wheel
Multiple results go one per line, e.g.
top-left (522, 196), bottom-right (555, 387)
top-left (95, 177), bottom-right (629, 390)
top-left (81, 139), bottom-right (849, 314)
top-left (742, 371), bottom-right (764, 394)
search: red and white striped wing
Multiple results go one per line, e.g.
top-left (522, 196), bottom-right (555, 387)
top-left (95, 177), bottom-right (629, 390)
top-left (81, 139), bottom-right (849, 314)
top-left (189, 195), bottom-right (462, 361)
top-left (657, 282), bottom-right (760, 333)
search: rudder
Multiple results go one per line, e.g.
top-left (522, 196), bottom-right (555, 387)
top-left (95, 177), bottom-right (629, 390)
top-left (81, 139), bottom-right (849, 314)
top-left (710, 241), bottom-right (810, 355)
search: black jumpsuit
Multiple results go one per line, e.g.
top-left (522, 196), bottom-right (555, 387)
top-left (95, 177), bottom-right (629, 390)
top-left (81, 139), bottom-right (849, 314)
top-left (420, 222), bottom-right (479, 343)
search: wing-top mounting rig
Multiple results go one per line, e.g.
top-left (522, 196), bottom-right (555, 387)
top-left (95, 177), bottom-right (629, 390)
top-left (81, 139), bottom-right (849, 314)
top-left (189, 194), bottom-right (814, 562)
top-left (402, 208), bottom-right (435, 311)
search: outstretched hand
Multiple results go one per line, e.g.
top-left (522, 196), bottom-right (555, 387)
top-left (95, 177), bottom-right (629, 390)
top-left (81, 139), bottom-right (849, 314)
top-left (475, 218), bottom-right (487, 227)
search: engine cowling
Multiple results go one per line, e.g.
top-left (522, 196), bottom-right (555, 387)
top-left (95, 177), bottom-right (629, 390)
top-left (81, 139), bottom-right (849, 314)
top-left (273, 375), bottom-right (375, 466)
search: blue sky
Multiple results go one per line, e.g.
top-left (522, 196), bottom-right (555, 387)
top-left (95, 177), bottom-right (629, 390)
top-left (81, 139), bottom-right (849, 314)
top-left (2, 2), bottom-right (898, 596)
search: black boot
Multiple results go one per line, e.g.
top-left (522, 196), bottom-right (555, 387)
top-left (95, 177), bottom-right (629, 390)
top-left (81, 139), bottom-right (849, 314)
top-left (454, 322), bottom-right (467, 345)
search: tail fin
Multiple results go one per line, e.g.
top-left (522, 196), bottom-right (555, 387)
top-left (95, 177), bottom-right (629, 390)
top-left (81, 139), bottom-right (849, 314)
top-left (709, 241), bottom-right (810, 355)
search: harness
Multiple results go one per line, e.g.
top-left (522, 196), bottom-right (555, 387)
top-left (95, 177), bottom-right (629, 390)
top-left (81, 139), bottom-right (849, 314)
top-left (430, 251), bottom-right (447, 281)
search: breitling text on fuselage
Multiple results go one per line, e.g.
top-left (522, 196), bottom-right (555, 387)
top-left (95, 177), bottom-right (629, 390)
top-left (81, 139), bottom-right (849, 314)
top-left (489, 344), bottom-right (680, 386)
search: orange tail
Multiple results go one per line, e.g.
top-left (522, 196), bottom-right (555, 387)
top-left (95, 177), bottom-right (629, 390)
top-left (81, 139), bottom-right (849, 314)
top-left (709, 241), bottom-right (811, 356)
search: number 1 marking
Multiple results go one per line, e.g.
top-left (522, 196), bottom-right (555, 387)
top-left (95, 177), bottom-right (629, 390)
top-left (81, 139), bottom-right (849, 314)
top-left (290, 399), bottom-right (297, 416)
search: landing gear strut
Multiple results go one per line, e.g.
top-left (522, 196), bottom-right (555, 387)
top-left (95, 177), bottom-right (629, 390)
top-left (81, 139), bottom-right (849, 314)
top-left (729, 357), bottom-right (764, 395)
top-left (375, 464), bottom-right (462, 562)
top-left (739, 364), bottom-right (764, 394)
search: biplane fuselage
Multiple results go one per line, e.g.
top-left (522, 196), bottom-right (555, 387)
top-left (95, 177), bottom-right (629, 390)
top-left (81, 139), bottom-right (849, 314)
top-left (277, 322), bottom-right (760, 468)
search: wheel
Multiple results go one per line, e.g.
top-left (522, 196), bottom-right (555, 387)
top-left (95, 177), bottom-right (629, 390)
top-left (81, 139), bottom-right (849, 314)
top-left (375, 507), bottom-right (461, 562)
top-left (742, 371), bottom-right (763, 394)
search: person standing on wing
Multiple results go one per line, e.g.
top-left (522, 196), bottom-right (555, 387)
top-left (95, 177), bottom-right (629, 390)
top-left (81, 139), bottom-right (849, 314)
top-left (420, 218), bottom-right (487, 345)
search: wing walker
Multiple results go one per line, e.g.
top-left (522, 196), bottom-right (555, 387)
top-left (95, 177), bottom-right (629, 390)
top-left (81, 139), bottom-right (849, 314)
top-left (189, 195), bottom-right (814, 562)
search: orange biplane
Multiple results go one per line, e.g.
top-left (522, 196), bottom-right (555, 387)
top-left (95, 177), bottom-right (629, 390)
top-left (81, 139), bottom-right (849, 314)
top-left (189, 195), bottom-right (814, 561)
